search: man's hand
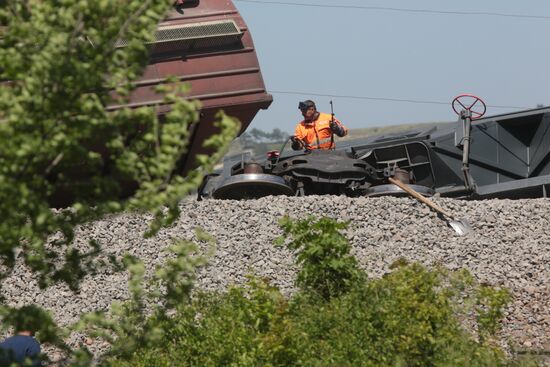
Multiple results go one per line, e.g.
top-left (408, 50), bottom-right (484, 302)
top-left (329, 120), bottom-right (345, 137)
top-left (290, 136), bottom-right (305, 151)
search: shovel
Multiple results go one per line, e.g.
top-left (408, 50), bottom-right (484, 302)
top-left (388, 177), bottom-right (472, 236)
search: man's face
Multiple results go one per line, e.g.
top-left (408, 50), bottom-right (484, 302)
top-left (301, 106), bottom-right (316, 121)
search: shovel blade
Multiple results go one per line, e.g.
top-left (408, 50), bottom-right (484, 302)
top-left (448, 219), bottom-right (472, 236)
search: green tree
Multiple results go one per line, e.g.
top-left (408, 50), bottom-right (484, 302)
top-left (0, 0), bottom-right (238, 290)
top-left (0, 0), bottom-right (238, 362)
top-left (234, 128), bottom-right (290, 157)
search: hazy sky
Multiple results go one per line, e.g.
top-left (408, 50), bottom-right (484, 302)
top-left (233, 0), bottom-right (550, 134)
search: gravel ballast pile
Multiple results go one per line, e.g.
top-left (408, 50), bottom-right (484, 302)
top-left (2, 196), bottom-right (549, 359)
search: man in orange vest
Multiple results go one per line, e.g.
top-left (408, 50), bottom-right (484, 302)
top-left (290, 100), bottom-right (348, 151)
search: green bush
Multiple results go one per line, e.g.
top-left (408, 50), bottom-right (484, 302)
top-left (276, 216), bottom-right (363, 301)
top-left (107, 217), bottom-right (530, 367)
top-left (110, 267), bottom-right (521, 367)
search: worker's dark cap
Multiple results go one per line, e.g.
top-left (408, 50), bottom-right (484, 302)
top-left (298, 100), bottom-right (316, 111)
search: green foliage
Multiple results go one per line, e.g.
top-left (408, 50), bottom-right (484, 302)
top-left (267, 264), bottom-right (511, 367)
top-left (109, 217), bottom-right (523, 367)
top-left (475, 285), bottom-right (511, 343)
top-left (0, 0), bottom-right (239, 290)
top-left (229, 128), bottom-right (289, 156)
top-left (109, 277), bottom-right (284, 367)
top-left (242, 128), bottom-right (288, 144)
top-left (110, 267), bottom-right (520, 367)
top-left (0, 304), bottom-right (71, 365)
top-left (276, 216), bottom-right (363, 300)
top-left (0, 305), bottom-right (59, 343)
top-left (71, 234), bottom-right (212, 366)
top-left (0, 1), bottom-right (239, 364)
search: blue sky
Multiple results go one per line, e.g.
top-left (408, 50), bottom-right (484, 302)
top-left (234, 0), bottom-right (550, 133)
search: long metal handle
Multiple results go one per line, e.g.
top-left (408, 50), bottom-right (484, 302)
top-left (461, 110), bottom-right (475, 190)
top-left (388, 177), bottom-right (453, 218)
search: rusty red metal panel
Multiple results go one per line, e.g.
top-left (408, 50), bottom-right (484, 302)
top-left (13, 0), bottom-right (272, 207)
top-left (117, 0), bottom-right (273, 172)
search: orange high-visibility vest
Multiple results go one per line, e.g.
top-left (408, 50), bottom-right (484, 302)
top-left (294, 112), bottom-right (348, 150)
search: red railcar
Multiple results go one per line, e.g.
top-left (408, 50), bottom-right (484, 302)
top-left (112, 0), bottom-right (272, 172)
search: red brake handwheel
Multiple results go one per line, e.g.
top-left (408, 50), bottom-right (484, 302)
top-left (452, 94), bottom-right (486, 120)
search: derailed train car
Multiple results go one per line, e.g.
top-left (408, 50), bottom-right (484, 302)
top-left (200, 95), bottom-right (550, 200)
top-left (40, 0), bottom-right (272, 206)
top-left (114, 0), bottom-right (272, 173)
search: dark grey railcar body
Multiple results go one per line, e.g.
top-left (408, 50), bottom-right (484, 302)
top-left (201, 106), bottom-right (550, 200)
